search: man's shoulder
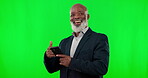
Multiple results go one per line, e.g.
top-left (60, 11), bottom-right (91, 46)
top-left (90, 31), bottom-right (108, 43)
top-left (60, 35), bottom-right (73, 43)
top-left (87, 28), bottom-right (108, 38)
top-left (59, 35), bottom-right (73, 46)
top-left (91, 30), bottom-right (108, 39)
top-left (63, 35), bottom-right (73, 40)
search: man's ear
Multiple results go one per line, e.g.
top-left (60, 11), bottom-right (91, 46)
top-left (87, 14), bottom-right (90, 20)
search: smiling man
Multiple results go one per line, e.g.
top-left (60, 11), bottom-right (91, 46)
top-left (70, 4), bottom-right (89, 34)
top-left (44, 4), bottom-right (109, 78)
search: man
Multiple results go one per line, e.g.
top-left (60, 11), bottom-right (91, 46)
top-left (44, 4), bottom-right (109, 78)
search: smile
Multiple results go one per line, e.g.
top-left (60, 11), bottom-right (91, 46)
top-left (73, 20), bottom-right (82, 26)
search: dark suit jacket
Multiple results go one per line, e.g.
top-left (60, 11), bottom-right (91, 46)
top-left (44, 28), bottom-right (109, 78)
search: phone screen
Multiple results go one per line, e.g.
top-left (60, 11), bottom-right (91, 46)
top-left (50, 47), bottom-right (63, 55)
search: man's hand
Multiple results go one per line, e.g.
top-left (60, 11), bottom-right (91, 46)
top-left (56, 54), bottom-right (71, 67)
top-left (46, 41), bottom-right (55, 58)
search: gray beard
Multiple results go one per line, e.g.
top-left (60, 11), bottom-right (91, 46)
top-left (70, 20), bottom-right (88, 33)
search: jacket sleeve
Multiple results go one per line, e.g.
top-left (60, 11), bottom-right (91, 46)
top-left (44, 53), bottom-right (61, 73)
top-left (43, 39), bottom-right (66, 73)
top-left (69, 34), bottom-right (109, 76)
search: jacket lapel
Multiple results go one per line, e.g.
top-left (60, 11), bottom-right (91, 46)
top-left (73, 28), bottom-right (93, 58)
top-left (65, 36), bottom-right (73, 56)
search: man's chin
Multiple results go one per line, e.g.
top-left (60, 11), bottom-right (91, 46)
top-left (70, 21), bottom-right (87, 32)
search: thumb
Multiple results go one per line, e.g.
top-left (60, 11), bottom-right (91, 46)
top-left (49, 41), bottom-right (53, 47)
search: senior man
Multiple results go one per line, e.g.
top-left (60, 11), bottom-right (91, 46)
top-left (44, 3), bottom-right (109, 78)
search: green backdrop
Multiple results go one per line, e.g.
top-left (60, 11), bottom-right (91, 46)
top-left (0, 0), bottom-right (148, 78)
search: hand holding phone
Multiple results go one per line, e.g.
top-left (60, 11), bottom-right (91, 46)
top-left (50, 47), bottom-right (63, 55)
top-left (46, 41), bottom-right (56, 58)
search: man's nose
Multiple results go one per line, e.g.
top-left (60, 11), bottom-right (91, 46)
top-left (74, 15), bottom-right (80, 19)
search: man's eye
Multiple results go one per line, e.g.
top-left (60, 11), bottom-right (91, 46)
top-left (80, 13), bottom-right (84, 15)
top-left (71, 14), bottom-right (74, 17)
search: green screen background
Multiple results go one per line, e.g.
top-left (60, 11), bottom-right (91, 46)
top-left (0, 0), bottom-right (148, 78)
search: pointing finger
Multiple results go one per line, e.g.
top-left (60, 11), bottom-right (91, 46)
top-left (56, 54), bottom-right (67, 58)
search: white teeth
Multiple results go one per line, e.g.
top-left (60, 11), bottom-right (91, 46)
top-left (75, 21), bottom-right (81, 23)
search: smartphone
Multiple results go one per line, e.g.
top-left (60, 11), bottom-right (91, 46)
top-left (50, 47), bottom-right (63, 55)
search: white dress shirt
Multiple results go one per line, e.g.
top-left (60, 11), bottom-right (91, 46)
top-left (70, 27), bottom-right (89, 58)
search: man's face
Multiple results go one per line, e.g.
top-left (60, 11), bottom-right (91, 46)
top-left (70, 7), bottom-right (87, 27)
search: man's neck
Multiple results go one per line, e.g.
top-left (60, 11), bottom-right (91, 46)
top-left (74, 32), bottom-right (80, 37)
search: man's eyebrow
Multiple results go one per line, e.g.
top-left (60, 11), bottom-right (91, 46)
top-left (78, 11), bottom-right (84, 13)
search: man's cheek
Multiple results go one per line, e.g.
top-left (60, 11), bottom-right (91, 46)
top-left (83, 17), bottom-right (86, 20)
top-left (70, 17), bottom-right (74, 21)
top-left (70, 19), bottom-right (74, 22)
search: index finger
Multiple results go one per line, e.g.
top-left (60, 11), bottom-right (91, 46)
top-left (56, 54), bottom-right (67, 58)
